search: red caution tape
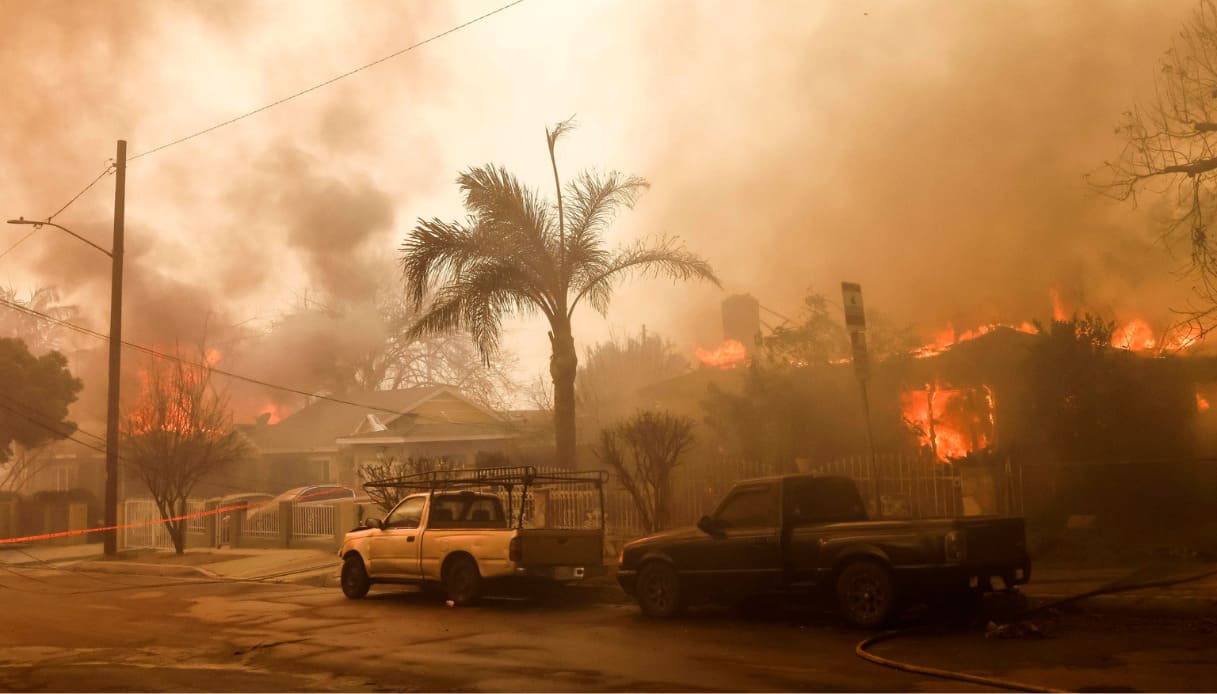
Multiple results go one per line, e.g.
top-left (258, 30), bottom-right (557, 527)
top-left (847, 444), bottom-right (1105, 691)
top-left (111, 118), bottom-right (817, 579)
top-left (0, 488), bottom-right (357, 545)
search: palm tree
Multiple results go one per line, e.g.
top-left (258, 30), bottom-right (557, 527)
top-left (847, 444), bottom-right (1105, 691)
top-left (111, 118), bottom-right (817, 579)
top-left (401, 119), bottom-right (719, 467)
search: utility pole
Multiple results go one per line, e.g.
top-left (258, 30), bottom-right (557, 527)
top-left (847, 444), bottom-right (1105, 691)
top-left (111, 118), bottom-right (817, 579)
top-left (841, 282), bottom-right (881, 518)
top-left (103, 140), bottom-right (126, 556)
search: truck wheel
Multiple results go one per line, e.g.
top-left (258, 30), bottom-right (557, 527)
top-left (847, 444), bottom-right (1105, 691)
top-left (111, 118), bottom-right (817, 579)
top-left (836, 560), bottom-right (896, 629)
top-left (637, 562), bottom-right (683, 618)
top-left (341, 555), bottom-right (370, 599)
top-left (444, 556), bottom-right (482, 606)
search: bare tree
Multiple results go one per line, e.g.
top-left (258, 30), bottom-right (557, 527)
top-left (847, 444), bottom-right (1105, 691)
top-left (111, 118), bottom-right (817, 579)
top-left (594, 410), bottom-right (695, 533)
top-left (256, 277), bottom-right (519, 410)
top-left (1093, 0), bottom-right (1217, 328)
top-left (0, 444), bottom-right (53, 494)
top-left (358, 453), bottom-right (445, 512)
top-left (122, 350), bottom-right (250, 554)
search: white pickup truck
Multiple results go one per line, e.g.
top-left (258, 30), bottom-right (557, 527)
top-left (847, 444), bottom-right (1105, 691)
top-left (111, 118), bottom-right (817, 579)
top-left (338, 467), bottom-right (606, 604)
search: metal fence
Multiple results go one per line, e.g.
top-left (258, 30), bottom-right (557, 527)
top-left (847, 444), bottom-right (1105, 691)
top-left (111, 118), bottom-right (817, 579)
top-left (808, 453), bottom-right (963, 519)
top-left (292, 504), bottom-right (335, 538)
top-left (242, 506), bottom-right (279, 538)
top-left (123, 498), bottom-right (205, 549)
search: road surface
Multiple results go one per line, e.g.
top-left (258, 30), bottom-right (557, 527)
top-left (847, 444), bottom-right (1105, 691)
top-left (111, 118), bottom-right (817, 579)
top-left (1, 563), bottom-right (1215, 691)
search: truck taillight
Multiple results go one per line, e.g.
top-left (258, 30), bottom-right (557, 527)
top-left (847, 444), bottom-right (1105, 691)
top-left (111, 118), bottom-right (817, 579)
top-left (509, 536), bottom-right (521, 562)
top-left (944, 530), bottom-right (967, 562)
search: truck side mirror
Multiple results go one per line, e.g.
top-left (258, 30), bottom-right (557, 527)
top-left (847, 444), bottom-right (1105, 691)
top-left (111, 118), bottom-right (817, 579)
top-left (697, 515), bottom-right (722, 537)
top-left (363, 518), bottom-right (383, 530)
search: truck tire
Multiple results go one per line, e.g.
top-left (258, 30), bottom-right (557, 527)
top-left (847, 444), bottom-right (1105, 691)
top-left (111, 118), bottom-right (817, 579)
top-left (836, 559), bottom-right (896, 629)
top-left (443, 556), bottom-right (482, 606)
top-left (636, 562), bottom-right (684, 618)
top-left (341, 555), bottom-right (370, 599)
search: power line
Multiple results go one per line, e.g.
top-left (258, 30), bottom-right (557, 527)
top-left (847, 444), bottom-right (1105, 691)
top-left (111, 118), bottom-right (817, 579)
top-left (0, 400), bottom-right (108, 456)
top-left (47, 164), bottom-right (116, 222)
top-left (128, 0), bottom-right (527, 162)
top-left (0, 391), bottom-right (107, 445)
top-left (0, 296), bottom-right (459, 423)
top-left (0, 226), bottom-right (40, 262)
top-left (16, 1), bottom-right (524, 230)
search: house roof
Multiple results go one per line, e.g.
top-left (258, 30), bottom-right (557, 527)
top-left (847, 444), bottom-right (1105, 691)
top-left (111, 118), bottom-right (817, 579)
top-left (241, 386), bottom-right (503, 454)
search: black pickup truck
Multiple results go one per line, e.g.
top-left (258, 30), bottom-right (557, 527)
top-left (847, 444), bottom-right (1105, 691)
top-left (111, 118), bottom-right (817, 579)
top-left (616, 474), bottom-right (1030, 627)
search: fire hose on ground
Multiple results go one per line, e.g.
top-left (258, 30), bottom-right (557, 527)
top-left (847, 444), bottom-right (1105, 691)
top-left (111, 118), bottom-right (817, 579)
top-left (855, 564), bottom-right (1217, 692)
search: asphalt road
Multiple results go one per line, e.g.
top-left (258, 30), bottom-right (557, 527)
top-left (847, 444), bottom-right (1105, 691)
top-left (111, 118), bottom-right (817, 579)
top-left (1, 564), bottom-right (1215, 692)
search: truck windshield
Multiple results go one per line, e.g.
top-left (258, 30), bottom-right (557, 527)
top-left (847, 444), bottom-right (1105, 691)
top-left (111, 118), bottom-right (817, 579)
top-left (428, 494), bottom-right (508, 529)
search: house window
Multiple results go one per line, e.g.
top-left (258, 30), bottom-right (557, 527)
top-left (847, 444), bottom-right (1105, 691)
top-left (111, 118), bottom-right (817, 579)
top-left (54, 465), bottom-right (74, 492)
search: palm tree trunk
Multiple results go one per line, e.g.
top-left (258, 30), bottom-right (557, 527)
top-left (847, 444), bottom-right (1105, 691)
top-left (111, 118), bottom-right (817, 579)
top-left (549, 324), bottom-right (578, 468)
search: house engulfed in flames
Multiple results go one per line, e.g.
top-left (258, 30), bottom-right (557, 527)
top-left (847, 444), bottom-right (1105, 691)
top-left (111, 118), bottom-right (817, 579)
top-left (690, 295), bottom-right (1217, 465)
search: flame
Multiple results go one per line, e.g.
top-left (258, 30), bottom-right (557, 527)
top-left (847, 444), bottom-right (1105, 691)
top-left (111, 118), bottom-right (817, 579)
top-left (1111, 319), bottom-right (1156, 351)
top-left (1050, 289), bottom-right (1068, 321)
top-left (696, 339), bottom-right (748, 369)
top-left (257, 402), bottom-right (290, 425)
top-left (127, 359), bottom-right (215, 437)
top-left (901, 383), bottom-right (995, 461)
top-left (1198, 391), bottom-right (1211, 413)
top-left (911, 322), bottom-right (1037, 358)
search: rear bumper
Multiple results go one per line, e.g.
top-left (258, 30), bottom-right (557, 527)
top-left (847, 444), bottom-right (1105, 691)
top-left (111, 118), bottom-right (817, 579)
top-left (896, 557), bottom-right (1031, 593)
top-left (510, 563), bottom-right (605, 582)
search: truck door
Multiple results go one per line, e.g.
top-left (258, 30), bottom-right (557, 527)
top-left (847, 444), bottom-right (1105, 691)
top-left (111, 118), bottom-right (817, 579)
top-left (784, 476), bottom-right (869, 585)
top-left (708, 482), bottom-right (784, 595)
top-left (368, 496), bottom-right (426, 577)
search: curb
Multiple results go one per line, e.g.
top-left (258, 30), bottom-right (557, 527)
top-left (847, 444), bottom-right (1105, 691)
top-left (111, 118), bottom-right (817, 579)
top-left (70, 560), bottom-right (219, 579)
top-left (1029, 593), bottom-right (1217, 618)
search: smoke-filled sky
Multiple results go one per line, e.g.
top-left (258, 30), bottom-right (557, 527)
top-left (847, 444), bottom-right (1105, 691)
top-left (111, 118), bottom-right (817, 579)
top-left (0, 0), bottom-right (1203, 418)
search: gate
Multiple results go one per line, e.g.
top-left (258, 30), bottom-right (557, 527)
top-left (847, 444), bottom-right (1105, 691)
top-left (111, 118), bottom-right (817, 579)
top-left (122, 498), bottom-right (174, 549)
top-left (810, 454), bottom-right (966, 518)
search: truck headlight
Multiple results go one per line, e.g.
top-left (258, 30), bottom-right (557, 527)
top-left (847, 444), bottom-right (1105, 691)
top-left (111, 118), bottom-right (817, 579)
top-left (944, 530), bottom-right (967, 562)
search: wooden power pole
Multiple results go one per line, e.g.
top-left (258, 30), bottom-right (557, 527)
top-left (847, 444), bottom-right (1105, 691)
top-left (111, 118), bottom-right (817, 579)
top-left (103, 140), bottom-right (126, 556)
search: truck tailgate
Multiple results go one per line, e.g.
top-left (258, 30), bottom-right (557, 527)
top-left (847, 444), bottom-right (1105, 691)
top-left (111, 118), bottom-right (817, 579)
top-left (957, 516), bottom-right (1027, 562)
top-left (519, 529), bottom-right (603, 566)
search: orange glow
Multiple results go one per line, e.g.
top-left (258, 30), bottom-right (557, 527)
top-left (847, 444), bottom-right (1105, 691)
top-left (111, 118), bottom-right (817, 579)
top-left (127, 358), bottom-right (215, 437)
top-left (205, 348), bottom-right (222, 366)
top-left (1198, 391), bottom-right (1211, 413)
top-left (911, 321), bottom-right (1038, 358)
top-left (901, 383), bottom-right (995, 461)
top-left (1111, 319), bottom-right (1156, 351)
top-left (695, 339), bottom-right (748, 369)
top-left (1050, 289), bottom-right (1068, 321)
top-left (257, 402), bottom-right (290, 425)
